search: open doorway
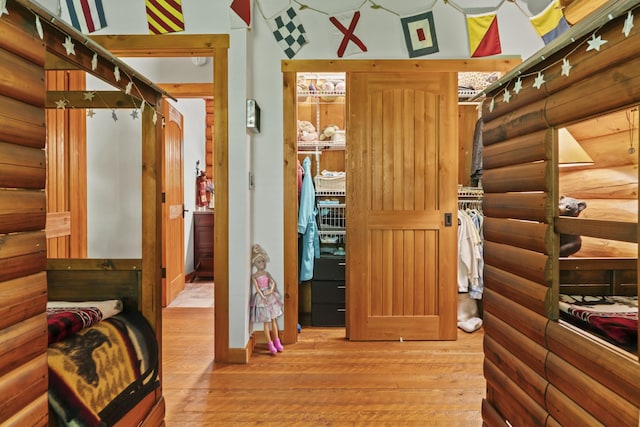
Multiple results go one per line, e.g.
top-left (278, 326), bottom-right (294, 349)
top-left (90, 34), bottom-right (230, 361)
top-left (282, 59), bottom-right (520, 344)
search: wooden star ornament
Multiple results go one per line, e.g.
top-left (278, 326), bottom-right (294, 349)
top-left (86, 108), bottom-right (96, 118)
top-left (586, 34), bottom-right (607, 52)
top-left (513, 77), bottom-right (523, 94)
top-left (561, 58), bottom-right (572, 77)
top-left (533, 72), bottom-right (545, 90)
top-left (83, 91), bottom-right (96, 101)
top-left (502, 89), bottom-right (511, 104)
top-left (623, 11), bottom-right (634, 37)
top-left (130, 110), bottom-right (139, 120)
top-left (0, 0), bottom-right (8, 18)
top-left (63, 36), bottom-right (75, 56)
top-left (55, 99), bottom-right (67, 109)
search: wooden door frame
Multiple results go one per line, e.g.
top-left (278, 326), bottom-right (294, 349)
top-left (90, 34), bottom-right (230, 362)
top-left (282, 58), bottom-right (521, 344)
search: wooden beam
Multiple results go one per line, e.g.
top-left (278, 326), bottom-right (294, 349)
top-left (90, 34), bottom-right (229, 57)
top-left (282, 58), bottom-right (521, 74)
top-left (556, 217), bottom-right (638, 243)
top-left (46, 91), bottom-right (140, 109)
top-left (157, 83), bottom-right (214, 99)
top-left (561, 0), bottom-right (611, 25)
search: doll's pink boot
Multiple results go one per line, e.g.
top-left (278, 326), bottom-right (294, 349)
top-left (274, 338), bottom-right (284, 352)
top-left (268, 341), bottom-right (278, 355)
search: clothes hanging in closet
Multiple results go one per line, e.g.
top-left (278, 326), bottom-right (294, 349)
top-left (298, 156), bottom-right (319, 282)
top-left (457, 208), bottom-right (484, 299)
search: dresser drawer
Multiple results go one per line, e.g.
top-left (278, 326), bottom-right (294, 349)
top-left (312, 280), bottom-right (345, 304)
top-left (311, 303), bottom-right (345, 326)
top-left (314, 256), bottom-right (346, 280)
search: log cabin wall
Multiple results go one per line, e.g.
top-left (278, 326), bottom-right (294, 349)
top-left (480, 3), bottom-right (640, 426)
top-left (0, 2), bottom-right (49, 425)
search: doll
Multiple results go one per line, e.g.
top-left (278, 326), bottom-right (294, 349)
top-left (249, 244), bottom-right (284, 355)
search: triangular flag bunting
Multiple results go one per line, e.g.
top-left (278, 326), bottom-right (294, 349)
top-left (230, 0), bottom-right (251, 29)
top-left (267, 6), bottom-right (308, 59)
top-left (146, 0), bottom-right (185, 34)
top-left (466, 12), bottom-right (501, 58)
top-left (529, 0), bottom-right (570, 45)
top-left (65, 0), bottom-right (107, 33)
top-left (329, 11), bottom-right (367, 58)
top-left (400, 11), bottom-right (439, 58)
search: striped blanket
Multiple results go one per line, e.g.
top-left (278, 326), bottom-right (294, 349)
top-left (48, 311), bottom-right (158, 426)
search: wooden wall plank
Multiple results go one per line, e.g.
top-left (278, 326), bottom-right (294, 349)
top-left (0, 353), bottom-right (47, 424)
top-left (483, 129), bottom-right (548, 165)
top-left (484, 217), bottom-right (550, 254)
top-left (45, 211), bottom-right (71, 239)
top-left (481, 399), bottom-right (510, 427)
top-left (484, 241), bottom-right (550, 285)
top-left (484, 265), bottom-right (551, 317)
top-left (545, 384), bottom-right (605, 427)
top-left (0, 3), bottom-right (45, 66)
top-left (483, 288), bottom-right (548, 346)
top-left (0, 142), bottom-right (46, 189)
top-left (484, 335), bottom-right (548, 407)
top-left (1, 393), bottom-right (48, 427)
top-left (483, 161), bottom-right (549, 194)
top-left (0, 48), bottom-right (45, 107)
top-left (0, 272), bottom-right (47, 331)
top-left (0, 94), bottom-right (46, 147)
top-left (546, 321), bottom-right (640, 408)
top-left (484, 358), bottom-right (549, 426)
top-left (546, 352), bottom-right (638, 426)
top-left (484, 312), bottom-right (548, 378)
top-left (0, 315), bottom-right (46, 378)
top-left (483, 193), bottom-right (549, 223)
top-left (556, 217), bottom-right (637, 244)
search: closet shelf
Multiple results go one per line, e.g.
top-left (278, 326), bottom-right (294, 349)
top-left (298, 140), bottom-right (345, 151)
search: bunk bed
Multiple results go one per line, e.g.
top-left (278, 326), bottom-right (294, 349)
top-left (1, 1), bottom-right (170, 424)
top-left (479, 1), bottom-right (640, 425)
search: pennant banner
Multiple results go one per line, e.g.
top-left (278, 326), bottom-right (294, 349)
top-left (65, 0), bottom-right (107, 33)
top-left (529, 0), bottom-right (570, 45)
top-left (146, 0), bottom-right (185, 34)
top-left (401, 11), bottom-right (439, 58)
top-left (230, 0), bottom-right (252, 29)
top-left (267, 6), bottom-right (308, 59)
top-left (329, 11), bottom-right (367, 58)
top-left (466, 12), bottom-right (501, 57)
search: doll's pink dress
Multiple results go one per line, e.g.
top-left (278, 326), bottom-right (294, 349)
top-left (250, 274), bottom-right (284, 322)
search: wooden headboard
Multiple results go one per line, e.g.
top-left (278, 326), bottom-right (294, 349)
top-left (47, 258), bottom-right (142, 313)
top-left (559, 257), bottom-right (637, 296)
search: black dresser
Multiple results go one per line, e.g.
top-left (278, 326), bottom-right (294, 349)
top-left (311, 256), bottom-right (346, 326)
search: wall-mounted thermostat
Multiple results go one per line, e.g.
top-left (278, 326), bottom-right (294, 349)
top-left (246, 99), bottom-right (261, 133)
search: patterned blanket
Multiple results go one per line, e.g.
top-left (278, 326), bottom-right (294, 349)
top-left (48, 312), bottom-right (158, 426)
top-left (47, 300), bottom-right (123, 345)
top-left (559, 294), bottom-right (637, 352)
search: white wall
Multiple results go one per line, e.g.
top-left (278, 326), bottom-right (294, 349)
top-left (41, 0), bottom-right (545, 349)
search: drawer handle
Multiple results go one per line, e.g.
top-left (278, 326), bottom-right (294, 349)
top-left (338, 262), bottom-right (346, 266)
top-left (337, 308), bottom-right (346, 312)
top-left (337, 286), bottom-right (346, 289)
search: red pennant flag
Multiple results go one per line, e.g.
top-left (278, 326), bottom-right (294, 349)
top-left (230, 0), bottom-right (252, 29)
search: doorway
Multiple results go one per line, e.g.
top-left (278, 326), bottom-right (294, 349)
top-left (282, 59), bottom-right (520, 343)
top-left (90, 34), bottom-right (230, 361)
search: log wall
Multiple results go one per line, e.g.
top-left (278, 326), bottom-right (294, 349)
top-left (0, 2), bottom-right (48, 425)
top-left (481, 6), bottom-right (640, 425)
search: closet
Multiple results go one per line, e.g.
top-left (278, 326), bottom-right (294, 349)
top-left (296, 72), bottom-right (346, 327)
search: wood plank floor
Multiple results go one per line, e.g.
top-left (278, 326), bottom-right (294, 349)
top-left (161, 307), bottom-right (485, 426)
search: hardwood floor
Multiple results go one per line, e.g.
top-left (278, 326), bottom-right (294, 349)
top-left (161, 307), bottom-right (485, 426)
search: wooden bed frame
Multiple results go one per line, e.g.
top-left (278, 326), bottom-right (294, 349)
top-left (559, 257), bottom-right (638, 296)
top-left (46, 259), bottom-right (165, 426)
top-left (0, 1), bottom-right (169, 424)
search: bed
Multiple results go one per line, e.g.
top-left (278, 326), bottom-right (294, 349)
top-left (559, 257), bottom-right (638, 353)
top-left (46, 259), bottom-right (162, 427)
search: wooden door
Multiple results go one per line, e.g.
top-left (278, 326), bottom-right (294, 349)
top-left (162, 100), bottom-right (185, 307)
top-left (347, 71), bottom-right (458, 341)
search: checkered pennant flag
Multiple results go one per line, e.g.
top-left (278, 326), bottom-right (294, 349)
top-left (267, 6), bottom-right (308, 59)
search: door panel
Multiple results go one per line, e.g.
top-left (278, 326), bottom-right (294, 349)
top-left (162, 100), bottom-right (185, 307)
top-left (347, 72), bottom-right (458, 341)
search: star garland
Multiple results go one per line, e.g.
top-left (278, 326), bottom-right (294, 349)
top-left (485, 6), bottom-right (637, 113)
top-left (0, 9), bottom-right (165, 123)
